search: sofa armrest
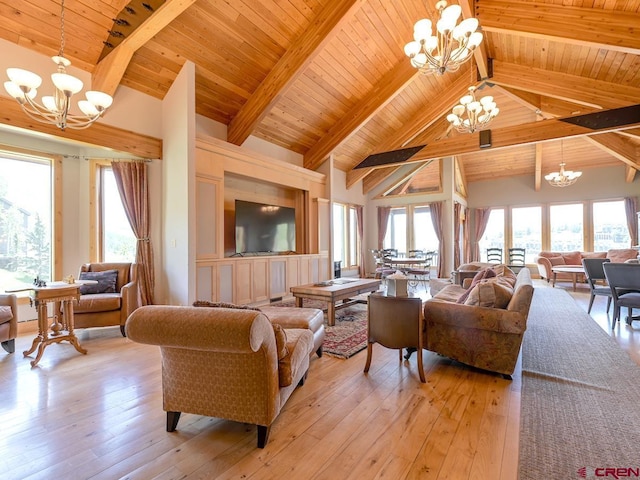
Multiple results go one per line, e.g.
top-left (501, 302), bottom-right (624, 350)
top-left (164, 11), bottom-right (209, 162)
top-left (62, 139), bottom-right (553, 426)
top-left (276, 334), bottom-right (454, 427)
top-left (535, 256), bottom-right (552, 280)
top-left (424, 299), bottom-right (527, 335)
top-left (120, 280), bottom-right (140, 323)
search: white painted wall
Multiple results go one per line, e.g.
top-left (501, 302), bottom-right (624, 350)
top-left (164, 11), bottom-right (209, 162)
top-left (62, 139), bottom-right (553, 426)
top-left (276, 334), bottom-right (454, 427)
top-left (160, 61), bottom-right (196, 305)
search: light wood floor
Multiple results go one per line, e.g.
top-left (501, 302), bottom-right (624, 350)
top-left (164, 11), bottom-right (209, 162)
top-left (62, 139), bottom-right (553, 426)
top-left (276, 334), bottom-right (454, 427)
top-left (2, 280), bottom-right (638, 480)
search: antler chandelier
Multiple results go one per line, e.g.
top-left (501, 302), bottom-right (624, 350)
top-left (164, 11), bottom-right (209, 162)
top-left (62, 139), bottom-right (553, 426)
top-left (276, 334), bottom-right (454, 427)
top-left (446, 86), bottom-right (499, 133)
top-left (4, 0), bottom-right (113, 130)
top-left (404, 0), bottom-right (483, 75)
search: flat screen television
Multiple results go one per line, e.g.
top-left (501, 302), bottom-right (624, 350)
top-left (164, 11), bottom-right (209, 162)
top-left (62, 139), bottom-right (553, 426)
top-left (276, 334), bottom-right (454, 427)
top-left (235, 200), bottom-right (296, 254)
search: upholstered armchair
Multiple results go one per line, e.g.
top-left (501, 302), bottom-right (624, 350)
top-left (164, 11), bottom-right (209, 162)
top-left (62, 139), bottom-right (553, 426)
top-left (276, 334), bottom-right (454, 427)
top-left (0, 294), bottom-right (18, 354)
top-left (73, 262), bottom-right (140, 336)
top-left (126, 305), bottom-right (314, 448)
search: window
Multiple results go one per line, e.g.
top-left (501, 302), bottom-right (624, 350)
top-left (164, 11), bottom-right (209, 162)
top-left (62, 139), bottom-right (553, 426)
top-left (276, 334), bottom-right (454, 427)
top-left (413, 206), bottom-right (439, 252)
top-left (99, 166), bottom-right (136, 262)
top-left (550, 203), bottom-right (583, 252)
top-left (479, 208), bottom-right (504, 262)
top-left (0, 152), bottom-right (54, 293)
top-left (512, 206), bottom-right (541, 264)
top-left (383, 207), bottom-right (407, 255)
top-left (332, 203), bottom-right (360, 269)
top-left (593, 200), bottom-right (630, 251)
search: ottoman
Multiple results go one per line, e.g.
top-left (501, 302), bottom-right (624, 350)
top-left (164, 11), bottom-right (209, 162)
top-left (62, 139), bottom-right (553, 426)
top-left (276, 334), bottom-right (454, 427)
top-left (261, 306), bottom-right (325, 358)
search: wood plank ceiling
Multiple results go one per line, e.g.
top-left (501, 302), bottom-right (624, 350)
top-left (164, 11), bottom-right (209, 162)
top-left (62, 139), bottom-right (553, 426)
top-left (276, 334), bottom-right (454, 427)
top-left (1, 0), bottom-right (639, 194)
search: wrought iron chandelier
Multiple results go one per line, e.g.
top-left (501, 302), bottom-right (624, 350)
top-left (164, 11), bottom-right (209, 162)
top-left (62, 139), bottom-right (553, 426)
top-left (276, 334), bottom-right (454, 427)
top-left (545, 142), bottom-right (582, 187)
top-left (4, 0), bottom-right (113, 130)
top-left (404, 0), bottom-right (483, 75)
top-left (446, 86), bottom-right (499, 133)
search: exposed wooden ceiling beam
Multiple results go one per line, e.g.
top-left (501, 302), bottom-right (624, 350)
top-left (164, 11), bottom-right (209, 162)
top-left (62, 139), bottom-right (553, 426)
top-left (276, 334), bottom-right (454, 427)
top-left (583, 133), bottom-right (640, 173)
top-left (461, 0), bottom-right (488, 79)
top-left (534, 143), bottom-right (542, 191)
top-left (617, 128), bottom-right (640, 141)
top-left (491, 61), bottom-right (640, 110)
top-left (363, 166), bottom-right (403, 195)
top-left (359, 107), bottom-right (640, 170)
top-left (226, 0), bottom-right (363, 146)
top-left (476, 0), bottom-right (640, 55)
top-left (304, 60), bottom-right (418, 171)
top-left (625, 166), bottom-right (637, 183)
top-left (454, 156), bottom-right (468, 198)
top-left (379, 163), bottom-right (430, 197)
top-left (92, 0), bottom-right (197, 96)
top-left (0, 96), bottom-right (162, 159)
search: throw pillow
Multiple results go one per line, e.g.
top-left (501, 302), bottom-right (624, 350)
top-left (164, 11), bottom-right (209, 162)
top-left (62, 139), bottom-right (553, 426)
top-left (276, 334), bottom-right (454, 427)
top-left (272, 323), bottom-right (289, 361)
top-left (548, 256), bottom-right (565, 266)
top-left (79, 270), bottom-right (118, 294)
top-left (0, 306), bottom-right (13, 322)
top-left (562, 251), bottom-right (582, 266)
top-left (456, 268), bottom-right (496, 304)
top-left (464, 280), bottom-right (513, 308)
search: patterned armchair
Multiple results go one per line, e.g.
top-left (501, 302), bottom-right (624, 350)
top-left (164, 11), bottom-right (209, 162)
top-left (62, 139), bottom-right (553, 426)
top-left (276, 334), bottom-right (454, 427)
top-left (125, 305), bottom-right (314, 448)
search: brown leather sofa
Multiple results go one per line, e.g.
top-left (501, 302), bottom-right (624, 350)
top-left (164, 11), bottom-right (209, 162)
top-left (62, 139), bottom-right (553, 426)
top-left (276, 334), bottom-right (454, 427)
top-left (423, 266), bottom-right (534, 378)
top-left (125, 305), bottom-right (314, 448)
top-left (0, 294), bottom-right (18, 354)
top-left (73, 262), bottom-right (140, 336)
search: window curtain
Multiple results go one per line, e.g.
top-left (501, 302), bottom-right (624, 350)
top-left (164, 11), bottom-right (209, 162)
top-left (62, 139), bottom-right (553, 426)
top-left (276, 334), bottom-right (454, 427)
top-left (462, 206), bottom-right (472, 264)
top-left (624, 197), bottom-right (639, 247)
top-left (473, 208), bottom-right (491, 262)
top-left (355, 205), bottom-right (365, 278)
top-left (429, 201), bottom-right (445, 278)
top-left (377, 206), bottom-right (391, 249)
top-left (453, 202), bottom-right (461, 270)
top-left (111, 161), bottom-right (155, 306)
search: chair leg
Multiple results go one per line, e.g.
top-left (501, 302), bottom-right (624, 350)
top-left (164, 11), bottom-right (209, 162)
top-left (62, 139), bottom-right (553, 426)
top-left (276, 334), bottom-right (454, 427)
top-left (257, 425), bottom-right (271, 448)
top-left (316, 345), bottom-right (323, 357)
top-left (364, 343), bottom-right (373, 373)
top-left (166, 411), bottom-right (181, 432)
top-left (1, 339), bottom-right (15, 354)
top-left (120, 325), bottom-right (127, 337)
top-left (587, 294), bottom-right (595, 313)
top-left (417, 348), bottom-right (426, 383)
top-left (606, 297), bottom-right (611, 313)
top-left (297, 370), bottom-right (308, 386)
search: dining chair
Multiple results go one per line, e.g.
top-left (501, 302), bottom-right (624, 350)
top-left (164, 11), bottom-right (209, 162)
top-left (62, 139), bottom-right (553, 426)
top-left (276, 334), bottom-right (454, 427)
top-left (486, 248), bottom-right (503, 263)
top-left (602, 262), bottom-right (640, 328)
top-left (582, 258), bottom-right (612, 314)
top-left (508, 247), bottom-right (526, 266)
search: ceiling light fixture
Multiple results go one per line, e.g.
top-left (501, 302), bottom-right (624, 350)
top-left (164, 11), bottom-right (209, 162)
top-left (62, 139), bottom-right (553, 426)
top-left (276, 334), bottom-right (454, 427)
top-left (545, 142), bottom-right (582, 187)
top-left (404, 0), bottom-right (483, 76)
top-left (4, 0), bottom-right (113, 130)
top-left (446, 85), bottom-right (499, 133)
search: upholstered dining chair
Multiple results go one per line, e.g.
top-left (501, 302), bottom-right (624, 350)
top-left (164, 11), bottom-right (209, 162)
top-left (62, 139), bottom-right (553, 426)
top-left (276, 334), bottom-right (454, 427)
top-left (602, 262), bottom-right (640, 328)
top-left (582, 258), bottom-right (612, 314)
top-left (364, 293), bottom-right (425, 383)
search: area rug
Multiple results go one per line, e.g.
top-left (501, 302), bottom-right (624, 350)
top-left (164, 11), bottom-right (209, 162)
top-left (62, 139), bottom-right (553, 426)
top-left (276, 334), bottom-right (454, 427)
top-left (519, 287), bottom-right (640, 479)
top-left (267, 299), bottom-right (367, 359)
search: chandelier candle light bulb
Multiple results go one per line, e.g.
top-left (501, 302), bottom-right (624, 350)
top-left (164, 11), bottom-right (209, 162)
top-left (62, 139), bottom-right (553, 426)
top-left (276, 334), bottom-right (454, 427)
top-left (404, 0), bottom-right (483, 75)
top-left (3, 0), bottom-right (113, 130)
top-left (545, 162), bottom-right (582, 187)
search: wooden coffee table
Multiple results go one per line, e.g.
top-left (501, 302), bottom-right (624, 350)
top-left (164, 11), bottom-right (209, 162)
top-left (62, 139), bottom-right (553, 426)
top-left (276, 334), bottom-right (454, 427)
top-left (551, 265), bottom-right (585, 291)
top-left (290, 278), bottom-right (382, 326)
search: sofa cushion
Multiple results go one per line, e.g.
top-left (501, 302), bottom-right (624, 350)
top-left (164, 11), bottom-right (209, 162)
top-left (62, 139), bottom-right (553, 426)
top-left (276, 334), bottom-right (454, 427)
top-left (456, 268), bottom-right (496, 304)
top-left (561, 251), bottom-right (582, 266)
top-left (464, 279), bottom-right (513, 308)
top-left (75, 293), bottom-right (121, 313)
top-left (0, 306), bottom-right (13, 323)
top-left (79, 269), bottom-right (118, 294)
top-left (491, 265), bottom-right (518, 286)
top-left (607, 248), bottom-right (639, 263)
top-left (583, 251), bottom-right (607, 259)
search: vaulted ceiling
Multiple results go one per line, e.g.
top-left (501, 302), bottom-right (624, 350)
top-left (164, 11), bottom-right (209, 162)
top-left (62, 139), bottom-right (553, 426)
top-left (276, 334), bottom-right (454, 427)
top-left (1, 0), bottom-right (639, 195)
